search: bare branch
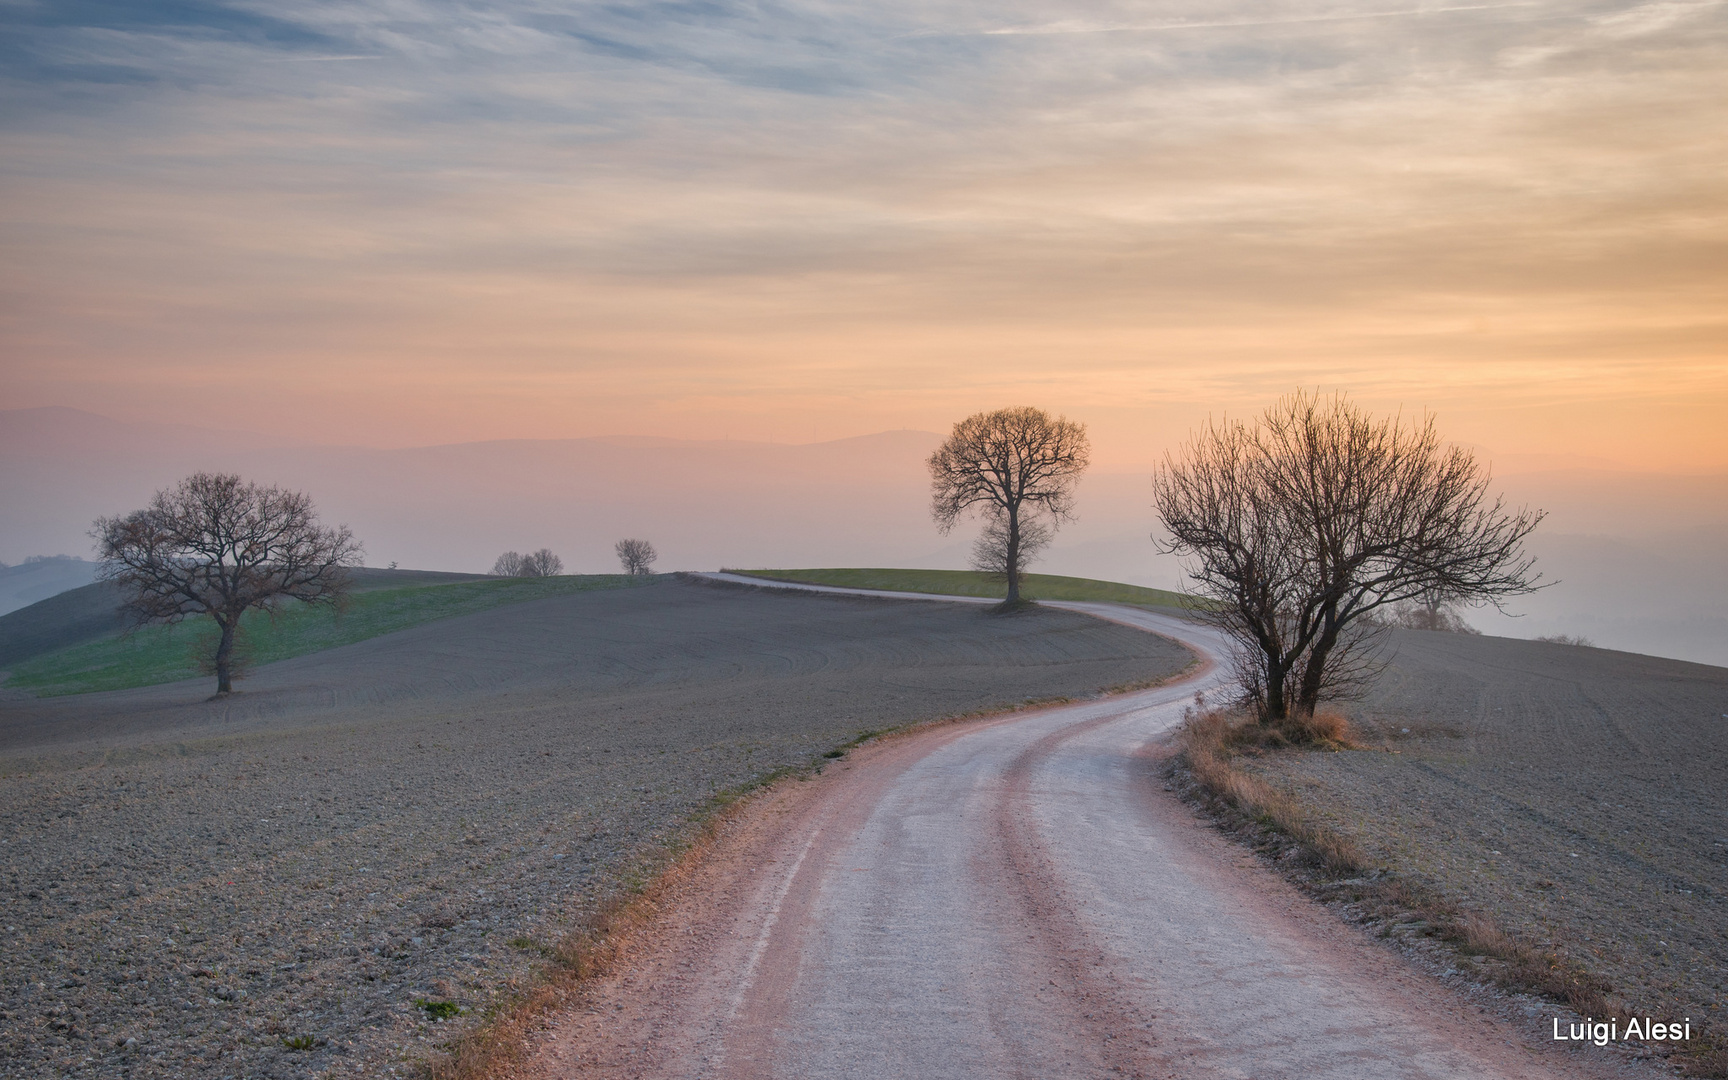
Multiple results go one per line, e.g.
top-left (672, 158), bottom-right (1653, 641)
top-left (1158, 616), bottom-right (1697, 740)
top-left (1153, 391), bottom-right (1544, 721)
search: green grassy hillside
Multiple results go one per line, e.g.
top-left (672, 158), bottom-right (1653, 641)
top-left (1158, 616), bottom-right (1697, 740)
top-left (0, 581), bottom-right (129, 669)
top-left (0, 567), bottom-right (493, 671)
top-left (727, 568), bottom-right (1193, 609)
top-left (4, 574), bottom-right (643, 697)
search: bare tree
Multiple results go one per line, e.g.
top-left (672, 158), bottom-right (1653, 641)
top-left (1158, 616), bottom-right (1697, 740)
top-left (969, 508), bottom-right (1052, 581)
top-left (615, 538), bottom-right (656, 577)
top-left (522, 548), bottom-right (563, 577)
top-left (93, 473), bottom-right (361, 695)
top-left (492, 549), bottom-right (561, 576)
top-left (1384, 586), bottom-right (1481, 634)
top-left (928, 406), bottom-right (1091, 605)
top-left (1153, 391), bottom-right (1543, 722)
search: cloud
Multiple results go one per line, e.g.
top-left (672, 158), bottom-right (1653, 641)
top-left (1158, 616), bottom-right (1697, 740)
top-left (0, 0), bottom-right (1724, 467)
top-left (944, 2), bottom-right (1544, 38)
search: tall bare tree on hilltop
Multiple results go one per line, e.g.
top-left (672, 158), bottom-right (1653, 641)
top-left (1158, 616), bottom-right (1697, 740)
top-left (929, 407), bottom-right (1090, 606)
top-left (1153, 391), bottom-right (1543, 722)
top-left (94, 473), bottom-right (361, 695)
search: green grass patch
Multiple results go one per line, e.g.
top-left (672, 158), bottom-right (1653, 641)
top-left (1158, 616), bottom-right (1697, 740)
top-left (725, 567), bottom-right (1194, 609)
top-left (416, 1000), bottom-right (465, 1021)
top-left (4, 574), bottom-right (646, 697)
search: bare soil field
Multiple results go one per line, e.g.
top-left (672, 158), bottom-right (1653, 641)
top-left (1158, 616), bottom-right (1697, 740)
top-left (0, 576), bottom-right (1191, 1080)
top-left (1237, 631), bottom-right (1728, 1048)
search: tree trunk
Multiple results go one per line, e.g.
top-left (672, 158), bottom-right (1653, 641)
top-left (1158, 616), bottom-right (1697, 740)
top-left (214, 617), bottom-right (236, 694)
top-left (1004, 504), bottom-right (1022, 604)
top-left (1294, 611), bottom-right (1345, 716)
top-left (1263, 656), bottom-right (1290, 722)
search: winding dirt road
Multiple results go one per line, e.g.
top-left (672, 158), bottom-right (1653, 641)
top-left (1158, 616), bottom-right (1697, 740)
top-left (522, 582), bottom-right (1655, 1079)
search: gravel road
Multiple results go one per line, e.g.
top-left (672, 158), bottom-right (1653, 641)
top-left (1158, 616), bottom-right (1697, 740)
top-left (0, 576), bottom-right (1190, 1080)
top-left (525, 591), bottom-right (1661, 1080)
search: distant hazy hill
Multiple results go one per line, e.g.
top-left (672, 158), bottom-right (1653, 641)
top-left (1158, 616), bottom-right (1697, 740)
top-left (0, 557), bottom-right (98, 617)
top-left (2, 407), bottom-right (1723, 666)
top-left (0, 405), bottom-right (955, 576)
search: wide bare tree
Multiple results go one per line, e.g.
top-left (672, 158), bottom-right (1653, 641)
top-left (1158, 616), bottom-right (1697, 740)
top-left (1153, 392), bottom-right (1543, 721)
top-left (523, 548), bottom-right (563, 576)
top-left (929, 406), bottom-right (1090, 606)
top-left (492, 549), bottom-right (562, 576)
top-left (615, 538), bottom-right (656, 577)
top-left (93, 473), bottom-right (361, 695)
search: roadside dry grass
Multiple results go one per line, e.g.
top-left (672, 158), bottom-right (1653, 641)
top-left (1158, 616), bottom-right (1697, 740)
top-left (1171, 691), bottom-right (1725, 1078)
top-left (1176, 706), bottom-right (1368, 875)
top-left (418, 773), bottom-right (755, 1080)
top-left (1174, 707), bottom-right (1619, 1006)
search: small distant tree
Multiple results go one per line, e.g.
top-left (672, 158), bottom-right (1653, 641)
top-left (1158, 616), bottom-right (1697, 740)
top-left (1154, 391), bottom-right (1543, 722)
top-left (523, 548), bottom-right (563, 576)
top-left (93, 472), bottom-right (361, 695)
top-left (928, 406), bottom-right (1090, 606)
top-left (615, 538), bottom-right (656, 577)
top-left (492, 549), bottom-right (561, 576)
top-left (1385, 586), bottom-right (1480, 634)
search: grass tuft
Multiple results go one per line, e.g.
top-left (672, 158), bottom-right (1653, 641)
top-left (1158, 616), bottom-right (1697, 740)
top-left (416, 1000), bottom-right (464, 1021)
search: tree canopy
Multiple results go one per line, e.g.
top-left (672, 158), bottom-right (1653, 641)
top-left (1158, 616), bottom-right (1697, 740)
top-left (93, 472), bottom-right (361, 694)
top-left (929, 406), bottom-right (1090, 605)
top-left (615, 538), bottom-right (656, 577)
top-left (1154, 392), bottom-right (1543, 720)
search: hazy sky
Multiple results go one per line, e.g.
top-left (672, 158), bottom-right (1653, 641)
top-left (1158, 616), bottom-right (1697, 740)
top-left (3, 0), bottom-right (1724, 468)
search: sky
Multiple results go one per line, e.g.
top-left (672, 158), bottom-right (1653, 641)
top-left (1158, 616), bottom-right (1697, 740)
top-left (2, 0), bottom-right (1725, 471)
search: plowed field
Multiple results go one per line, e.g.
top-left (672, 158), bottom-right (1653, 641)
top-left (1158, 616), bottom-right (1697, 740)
top-left (0, 577), bottom-right (1190, 1080)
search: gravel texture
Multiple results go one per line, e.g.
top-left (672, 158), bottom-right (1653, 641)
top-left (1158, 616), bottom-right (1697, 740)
top-left (0, 576), bottom-right (1190, 1079)
top-left (1239, 630), bottom-right (1728, 1033)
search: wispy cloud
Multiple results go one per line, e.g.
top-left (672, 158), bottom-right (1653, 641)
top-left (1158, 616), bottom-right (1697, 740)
top-left (930, 2), bottom-right (1545, 38)
top-left (1, 0), bottom-right (1724, 467)
top-left (257, 54), bottom-right (387, 62)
